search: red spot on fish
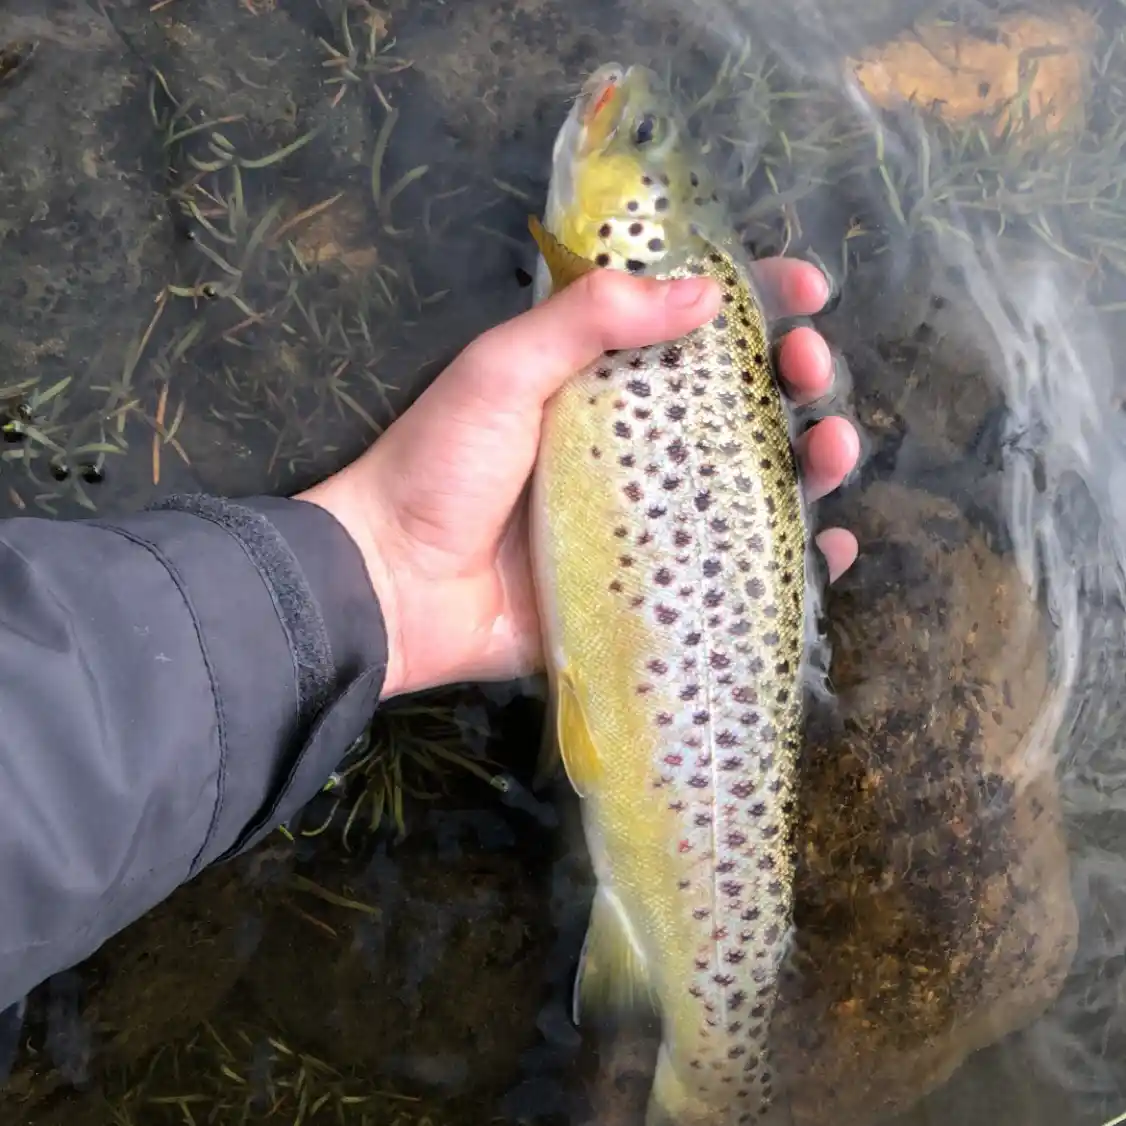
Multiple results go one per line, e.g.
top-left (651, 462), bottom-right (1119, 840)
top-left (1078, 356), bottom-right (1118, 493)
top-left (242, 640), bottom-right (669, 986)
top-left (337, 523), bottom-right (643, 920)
top-left (679, 839), bottom-right (693, 853)
top-left (664, 752), bottom-right (683, 766)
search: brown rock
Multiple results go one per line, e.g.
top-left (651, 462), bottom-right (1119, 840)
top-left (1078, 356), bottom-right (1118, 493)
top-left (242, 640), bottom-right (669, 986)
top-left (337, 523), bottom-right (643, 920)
top-left (775, 482), bottom-right (1077, 1125)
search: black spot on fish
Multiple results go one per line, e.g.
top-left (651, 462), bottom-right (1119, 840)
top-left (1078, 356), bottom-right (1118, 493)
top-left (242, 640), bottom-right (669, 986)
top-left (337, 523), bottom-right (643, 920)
top-left (655, 197), bottom-right (669, 211)
top-left (629, 221), bottom-right (643, 236)
top-left (626, 259), bottom-right (645, 273)
top-left (596, 253), bottom-right (611, 267)
top-left (648, 237), bottom-right (664, 252)
top-left (598, 223), bottom-right (612, 238)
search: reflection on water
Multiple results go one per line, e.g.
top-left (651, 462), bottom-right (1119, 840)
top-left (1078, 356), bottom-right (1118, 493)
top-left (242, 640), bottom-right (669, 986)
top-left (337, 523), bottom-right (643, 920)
top-left (3, 0), bottom-right (1126, 1123)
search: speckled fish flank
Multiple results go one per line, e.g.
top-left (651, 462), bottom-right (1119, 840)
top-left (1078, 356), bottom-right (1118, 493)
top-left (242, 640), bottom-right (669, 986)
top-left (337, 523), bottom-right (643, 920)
top-left (528, 64), bottom-right (810, 1126)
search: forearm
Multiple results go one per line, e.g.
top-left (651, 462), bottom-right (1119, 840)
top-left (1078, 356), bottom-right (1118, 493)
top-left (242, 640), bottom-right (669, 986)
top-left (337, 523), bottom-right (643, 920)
top-left (0, 494), bottom-right (387, 1010)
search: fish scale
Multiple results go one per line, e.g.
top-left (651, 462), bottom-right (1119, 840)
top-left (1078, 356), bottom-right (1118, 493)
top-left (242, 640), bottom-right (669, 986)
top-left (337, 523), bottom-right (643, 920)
top-left (529, 61), bottom-right (809, 1126)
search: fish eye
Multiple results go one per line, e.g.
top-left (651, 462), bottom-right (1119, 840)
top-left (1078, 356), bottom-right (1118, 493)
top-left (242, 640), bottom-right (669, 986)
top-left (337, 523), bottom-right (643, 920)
top-left (635, 113), bottom-right (658, 146)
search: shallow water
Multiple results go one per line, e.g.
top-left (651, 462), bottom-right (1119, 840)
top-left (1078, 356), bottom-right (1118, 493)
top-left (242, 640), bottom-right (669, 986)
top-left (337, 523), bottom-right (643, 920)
top-left (2, 0), bottom-right (1126, 1124)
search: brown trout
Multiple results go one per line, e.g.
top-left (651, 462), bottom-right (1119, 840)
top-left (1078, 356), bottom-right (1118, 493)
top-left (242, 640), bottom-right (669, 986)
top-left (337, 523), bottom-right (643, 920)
top-left (527, 63), bottom-right (815, 1126)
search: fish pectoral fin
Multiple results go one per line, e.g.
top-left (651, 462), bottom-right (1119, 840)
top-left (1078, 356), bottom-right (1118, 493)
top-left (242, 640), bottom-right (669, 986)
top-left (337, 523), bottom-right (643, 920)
top-left (573, 888), bottom-right (653, 1026)
top-left (528, 214), bottom-right (598, 295)
top-left (541, 668), bottom-right (602, 799)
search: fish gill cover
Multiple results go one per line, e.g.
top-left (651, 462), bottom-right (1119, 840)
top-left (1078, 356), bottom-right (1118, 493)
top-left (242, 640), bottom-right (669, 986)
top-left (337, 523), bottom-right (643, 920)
top-left (0, 1), bottom-right (1125, 1126)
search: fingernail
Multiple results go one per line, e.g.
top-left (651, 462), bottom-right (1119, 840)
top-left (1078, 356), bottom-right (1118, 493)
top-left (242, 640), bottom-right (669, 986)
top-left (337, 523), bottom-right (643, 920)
top-left (664, 277), bottom-right (715, 308)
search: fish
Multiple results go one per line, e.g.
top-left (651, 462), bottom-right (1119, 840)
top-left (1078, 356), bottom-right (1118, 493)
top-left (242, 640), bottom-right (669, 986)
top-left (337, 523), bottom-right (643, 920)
top-left (527, 62), bottom-right (819, 1126)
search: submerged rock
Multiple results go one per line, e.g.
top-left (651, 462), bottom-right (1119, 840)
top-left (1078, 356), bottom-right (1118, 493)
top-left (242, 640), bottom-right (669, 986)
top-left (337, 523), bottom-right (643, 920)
top-left (775, 482), bottom-right (1077, 1125)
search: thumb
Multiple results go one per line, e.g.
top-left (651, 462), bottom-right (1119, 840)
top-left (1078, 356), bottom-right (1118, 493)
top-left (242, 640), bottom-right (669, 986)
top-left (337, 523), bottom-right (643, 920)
top-left (453, 268), bottom-right (721, 411)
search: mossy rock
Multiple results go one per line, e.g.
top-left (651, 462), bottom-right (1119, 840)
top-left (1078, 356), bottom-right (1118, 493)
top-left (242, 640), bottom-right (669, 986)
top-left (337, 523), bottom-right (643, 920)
top-left (774, 481), bottom-right (1078, 1125)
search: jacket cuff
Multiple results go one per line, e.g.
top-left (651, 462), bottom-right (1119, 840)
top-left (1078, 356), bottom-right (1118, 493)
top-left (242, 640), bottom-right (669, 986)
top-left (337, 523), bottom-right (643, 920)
top-left (145, 493), bottom-right (388, 864)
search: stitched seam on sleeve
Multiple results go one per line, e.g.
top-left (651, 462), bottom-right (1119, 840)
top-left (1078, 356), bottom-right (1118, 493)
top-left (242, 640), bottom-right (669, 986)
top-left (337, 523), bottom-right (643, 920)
top-left (88, 522), bottom-right (228, 874)
top-left (147, 495), bottom-right (335, 723)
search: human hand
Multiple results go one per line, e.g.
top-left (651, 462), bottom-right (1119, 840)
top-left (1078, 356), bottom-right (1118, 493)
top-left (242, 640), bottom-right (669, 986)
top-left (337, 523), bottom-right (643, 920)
top-left (299, 262), bottom-right (861, 700)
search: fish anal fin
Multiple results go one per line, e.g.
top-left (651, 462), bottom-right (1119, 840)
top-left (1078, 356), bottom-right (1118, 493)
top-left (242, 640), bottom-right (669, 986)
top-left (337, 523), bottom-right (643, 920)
top-left (528, 214), bottom-right (598, 295)
top-left (573, 888), bottom-right (653, 1026)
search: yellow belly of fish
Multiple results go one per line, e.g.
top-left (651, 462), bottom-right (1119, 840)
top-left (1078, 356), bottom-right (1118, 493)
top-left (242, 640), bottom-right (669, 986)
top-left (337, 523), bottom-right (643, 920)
top-left (530, 294), bottom-right (805, 1125)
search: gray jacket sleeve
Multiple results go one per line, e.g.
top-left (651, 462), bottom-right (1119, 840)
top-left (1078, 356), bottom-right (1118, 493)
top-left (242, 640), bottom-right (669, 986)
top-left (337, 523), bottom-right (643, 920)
top-left (0, 493), bottom-right (388, 1012)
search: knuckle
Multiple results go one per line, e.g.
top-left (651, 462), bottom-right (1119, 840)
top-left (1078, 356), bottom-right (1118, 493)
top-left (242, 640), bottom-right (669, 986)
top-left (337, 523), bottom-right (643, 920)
top-left (577, 265), bottom-right (631, 312)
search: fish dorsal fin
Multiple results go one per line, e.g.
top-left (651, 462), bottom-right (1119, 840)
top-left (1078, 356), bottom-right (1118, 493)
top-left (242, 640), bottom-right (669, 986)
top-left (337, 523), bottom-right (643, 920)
top-left (573, 887), bottom-right (654, 1026)
top-left (528, 214), bottom-right (598, 295)
top-left (537, 667), bottom-right (602, 798)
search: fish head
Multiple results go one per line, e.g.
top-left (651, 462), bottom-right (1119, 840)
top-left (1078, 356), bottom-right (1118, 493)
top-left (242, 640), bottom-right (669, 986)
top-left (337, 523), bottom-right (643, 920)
top-left (544, 62), bottom-right (725, 274)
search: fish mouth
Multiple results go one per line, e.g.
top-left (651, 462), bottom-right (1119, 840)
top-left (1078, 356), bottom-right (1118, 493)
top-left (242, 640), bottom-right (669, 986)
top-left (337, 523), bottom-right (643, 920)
top-left (579, 61), bottom-right (627, 126)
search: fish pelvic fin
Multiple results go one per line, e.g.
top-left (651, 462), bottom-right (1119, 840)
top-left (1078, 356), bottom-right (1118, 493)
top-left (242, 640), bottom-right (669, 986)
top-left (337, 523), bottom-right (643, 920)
top-left (573, 887), bottom-right (654, 1026)
top-left (528, 214), bottom-right (598, 295)
top-left (537, 667), bottom-right (602, 798)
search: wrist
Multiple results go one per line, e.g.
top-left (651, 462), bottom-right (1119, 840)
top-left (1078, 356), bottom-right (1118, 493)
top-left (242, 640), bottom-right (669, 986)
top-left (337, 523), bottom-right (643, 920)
top-left (295, 473), bottom-right (408, 701)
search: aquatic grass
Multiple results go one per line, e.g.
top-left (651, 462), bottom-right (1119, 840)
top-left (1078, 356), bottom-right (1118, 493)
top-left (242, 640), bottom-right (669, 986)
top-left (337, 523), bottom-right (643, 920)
top-left (317, 3), bottom-right (414, 110)
top-left (674, 15), bottom-right (1126, 311)
top-left (100, 1020), bottom-right (435, 1126)
top-left (278, 693), bottom-right (502, 848)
